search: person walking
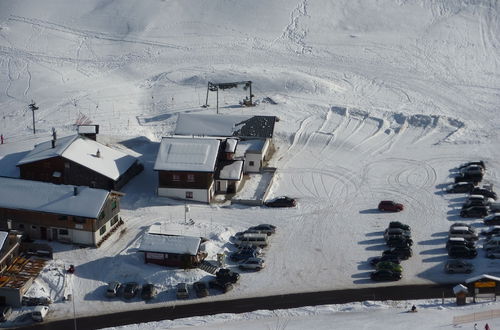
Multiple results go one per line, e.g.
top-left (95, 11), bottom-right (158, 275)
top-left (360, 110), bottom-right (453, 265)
top-left (0, 134), bottom-right (3, 144)
top-left (474, 323), bottom-right (478, 330)
top-left (485, 323), bottom-right (490, 330)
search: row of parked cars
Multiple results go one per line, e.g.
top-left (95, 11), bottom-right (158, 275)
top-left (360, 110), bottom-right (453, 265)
top-left (230, 223), bottom-right (277, 271)
top-left (369, 221), bottom-right (412, 281)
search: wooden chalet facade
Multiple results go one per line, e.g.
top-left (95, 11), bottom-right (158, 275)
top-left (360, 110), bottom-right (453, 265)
top-left (0, 177), bottom-right (123, 247)
top-left (17, 134), bottom-right (143, 191)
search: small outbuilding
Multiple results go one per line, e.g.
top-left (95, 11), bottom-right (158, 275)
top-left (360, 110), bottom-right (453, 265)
top-left (465, 274), bottom-right (500, 303)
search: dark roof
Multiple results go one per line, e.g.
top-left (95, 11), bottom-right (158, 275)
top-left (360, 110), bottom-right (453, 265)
top-left (233, 116), bottom-right (276, 139)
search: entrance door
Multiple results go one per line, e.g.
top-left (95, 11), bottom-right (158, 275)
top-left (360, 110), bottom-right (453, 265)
top-left (40, 227), bottom-right (47, 240)
top-left (52, 228), bottom-right (58, 241)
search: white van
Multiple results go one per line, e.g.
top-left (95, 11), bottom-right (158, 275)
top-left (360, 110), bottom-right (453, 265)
top-left (31, 305), bottom-right (49, 322)
top-left (234, 235), bottom-right (268, 248)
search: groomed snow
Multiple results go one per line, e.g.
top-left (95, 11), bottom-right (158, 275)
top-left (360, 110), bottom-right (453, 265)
top-left (0, 0), bottom-right (499, 328)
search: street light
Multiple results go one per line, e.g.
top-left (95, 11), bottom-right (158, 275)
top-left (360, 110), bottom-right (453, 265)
top-left (29, 101), bottom-right (39, 134)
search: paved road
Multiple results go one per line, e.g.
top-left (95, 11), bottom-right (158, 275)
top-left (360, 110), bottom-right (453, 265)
top-left (13, 283), bottom-right (457, 330)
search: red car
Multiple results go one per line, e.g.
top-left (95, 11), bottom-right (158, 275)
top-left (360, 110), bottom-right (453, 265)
top-left (378, 201), bottom-right (404, 212)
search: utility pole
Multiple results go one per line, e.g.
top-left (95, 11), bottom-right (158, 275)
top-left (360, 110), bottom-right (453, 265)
top-left (29, 101), bottom-right (39, 134)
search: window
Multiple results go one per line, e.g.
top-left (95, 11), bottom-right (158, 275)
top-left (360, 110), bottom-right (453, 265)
top-left (99, 211), bottom-right (105, 220)
top-left (186, 191), bottom-right (193, 199)
top-left (58, 215), bottom-right (68, 221)
top-left (249, 161), bottom-right (255, 166)
top-left (74, 217), bottom-right (86, 224)
top-left (110, 216), bottom-right (118, 226)
top-left (172, 174), bottom-right (180, 181)
top-left (64, 162), bottom-right (70, 169)
top-left (111, 200), bottom-right (117, 210)
top-left (31, 225), bottom-right (37, 229)
top-left (99, 225), bottom-right (107, 235)
top-left (187, 174), bottom-right (195, 182)
top-left (59, 229), bottom-right (69, 235)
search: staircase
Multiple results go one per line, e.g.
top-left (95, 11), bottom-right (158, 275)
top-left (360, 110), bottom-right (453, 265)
top-left (198, 260), bottom-right (219, 274)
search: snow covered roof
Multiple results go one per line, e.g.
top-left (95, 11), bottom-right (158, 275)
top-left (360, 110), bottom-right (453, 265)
top-left (148, 222), bottom-right (204, 238)
top-left (453, 284), bottom-right (468, 295)
top-left (217, 160), bottom-right (243, 180)
top-left (154, 137), bottom-right (220, 172)
top-left (175, 114), bottom-right (276, 139)
top-left (465, 274), bottom-right (500, 283)
top-left (235, 139), bottom-right (267, 157)
top-left (0, 177), bottom-right (110, 218)
top-left (77, 125), bottom-right (98, 134)
top-left (139, 233), bottom-right (201, 255)
top-left (17, 135), bottom-right (138, 180)
top-left (0, 231), bottom-right (8, 250)
top-left (225, 139), bottom-right (238, 153)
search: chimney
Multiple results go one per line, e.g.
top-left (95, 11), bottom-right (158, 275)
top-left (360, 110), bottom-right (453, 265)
top-left (96, 149), bottom-right (101, 158)
top-left (73, 187), bottom-right (78, 196)
top-left (51, 140), bottom-right (55, 148)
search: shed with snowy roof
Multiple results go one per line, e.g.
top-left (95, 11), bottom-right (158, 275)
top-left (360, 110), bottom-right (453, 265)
top-left (17, 134), bottom-right (143, 191)
top-left (138, 232), bottom-right (207, 268)
top-left (465, 274), bottom-right (500, 302)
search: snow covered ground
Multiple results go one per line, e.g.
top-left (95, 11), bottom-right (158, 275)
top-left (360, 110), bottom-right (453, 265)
top-left (0, 0), bottom-right (500, 328)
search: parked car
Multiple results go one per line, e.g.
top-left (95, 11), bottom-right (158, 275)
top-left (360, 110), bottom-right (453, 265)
top-left (31, 305), bottom-right (49, 322)
top-left (490, 203), bottom-right (500, 213)
top-left (264, 196), bottom-right (297, 208)
top-left (370, 269), bottom-right (402, 281)
top-left (0, 305), bottom-right (12, 322)
top-left (449, 223), bottom-right (475, 232)
top-left (105, 281), bottom-right (121, 298)
top-left (388, 221), bottom-right (411, 231)
top-left (470, 188), bottom-right (497, 200)
top-left (176, 283), bottom-right (189, 299)
top-left (460, 206), bottom-right (489, 218)
top-left (462, 199), bottom-right (489, 209)
top-left (446, 182), bottom-right (476, 193)
top-left (378, 200), bottom-right (404, 212)
top-left (193, 281), bottom-right (209, 298)
top-left (483, 236), bottom-right (500, 251)
top-left (208, 279), bottom-right (234, 293)
top-left (385, 235), bottom-right (413, 248)
top-left (216, 268), bottom-right (240, 283)
top-left (384, 228), bottom-right (411, 241)
top-left (234, 235), bottom-right (268, 248)
top-left (449, 226), bottom-right (479, 241)
top-left (460, 165), bottom-right (485, 176)
top-left (375, 261), bottom-right (403, 273)
top-left (123, 282), bottom-right (140, 299)
top-left (141, 283), bottom-right (157, 300)
top-left (486, 247), bottom-right (500, 259)
top-left (458, 161), bottom-right (485, 170)
top-left (448, 246), bottom-right (477, 259)
top-left (230, 249), bottom-right (258, 262)
top-left (239, 257), bottom-right (265, 271)
top-left (383, 247), bottom-right (412, 260)
top-left (480, 226), bottom-right (500, 237)
top-left (248, 224), bottom-right (277, 235)
top-left (446, 237), bottom-right (475, 251)
top-left (466, 194), bottom-right (494, 204)
top-left (484, 213), bottom-right (500, 226)
top-left (369, 255), bottom-right (401, 266)
top-left (238, 246), bottom-right (263, 255)
top-left (454, 172), bottom-right (482, 184)
top-left (233, 229), bottom-right (262, 239)
top-left (444, 259), bottom-right (474, 274)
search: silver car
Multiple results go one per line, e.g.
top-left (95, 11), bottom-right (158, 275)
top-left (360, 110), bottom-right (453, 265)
top-left (444, 259), bottom-right (473, 274)
top-left (238, 257), bottom-right (265, 271)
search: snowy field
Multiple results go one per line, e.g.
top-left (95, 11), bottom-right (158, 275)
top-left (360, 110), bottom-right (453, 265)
top-left (0, 0), bottom-right (499, 328)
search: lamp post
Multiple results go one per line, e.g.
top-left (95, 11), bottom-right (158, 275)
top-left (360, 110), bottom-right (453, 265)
top-left (29, 101), bottom-right (39, 134)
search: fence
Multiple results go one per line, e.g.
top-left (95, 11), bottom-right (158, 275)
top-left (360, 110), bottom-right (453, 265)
top-left (453, 308), bottom-right (500, 325)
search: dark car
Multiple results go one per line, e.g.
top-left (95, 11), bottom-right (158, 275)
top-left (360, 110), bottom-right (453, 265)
top-left (264, 196), bottom-right (297, 208)
top-left (193, 281), bottom-right (209, 298)
top-left (446, 182), bottom-right (476, 193)
top-left (455, 173), bottom-right (482, 184)
top-left (385, 235), bottom-right (413, 248)
top-left (248, 224), bottom-right (276, 235)
top-left (458, 161), bottom-right (485, 170)
top-left (216, 268), bottom-right (240, 284)
top-left (471, 188), bottom-right (497, 200)
top-left (462, 199), bottom-right (489, 209)
top-left (370, 269), bottom-right (402, 281)
top-left (375, 261), bottom-right (403, 273)
top-left (388, 221), bottom-right (411, 231)
top-left (209, 279), bottom-right (234, 293)
top-left (384, 228), bottom-right (411, 240)
top-left (123, 282), bottom-right (140, 299)
top-left (446, 237), bottom-right (475, 251)
top-left (378, 200), bottom-right (404, 212)
top-left (480, 226), bottom-right (500, 238)
top-left (0, 305), bottom-right (12, 322)
top-left (383, 247), bottom-right (412, 260)
top-left (448, 246), bottom-right (477, 259)
top-left (140, 283), bottom-right (157, 300)
top-left (370, 255), bottom-right (401, 266)
top-left (484, 213), bottom-right (500, 226)
top-left (230, 249), bottom-right (257, 262)
top-left (460, 206), bottom-right (489, 218)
